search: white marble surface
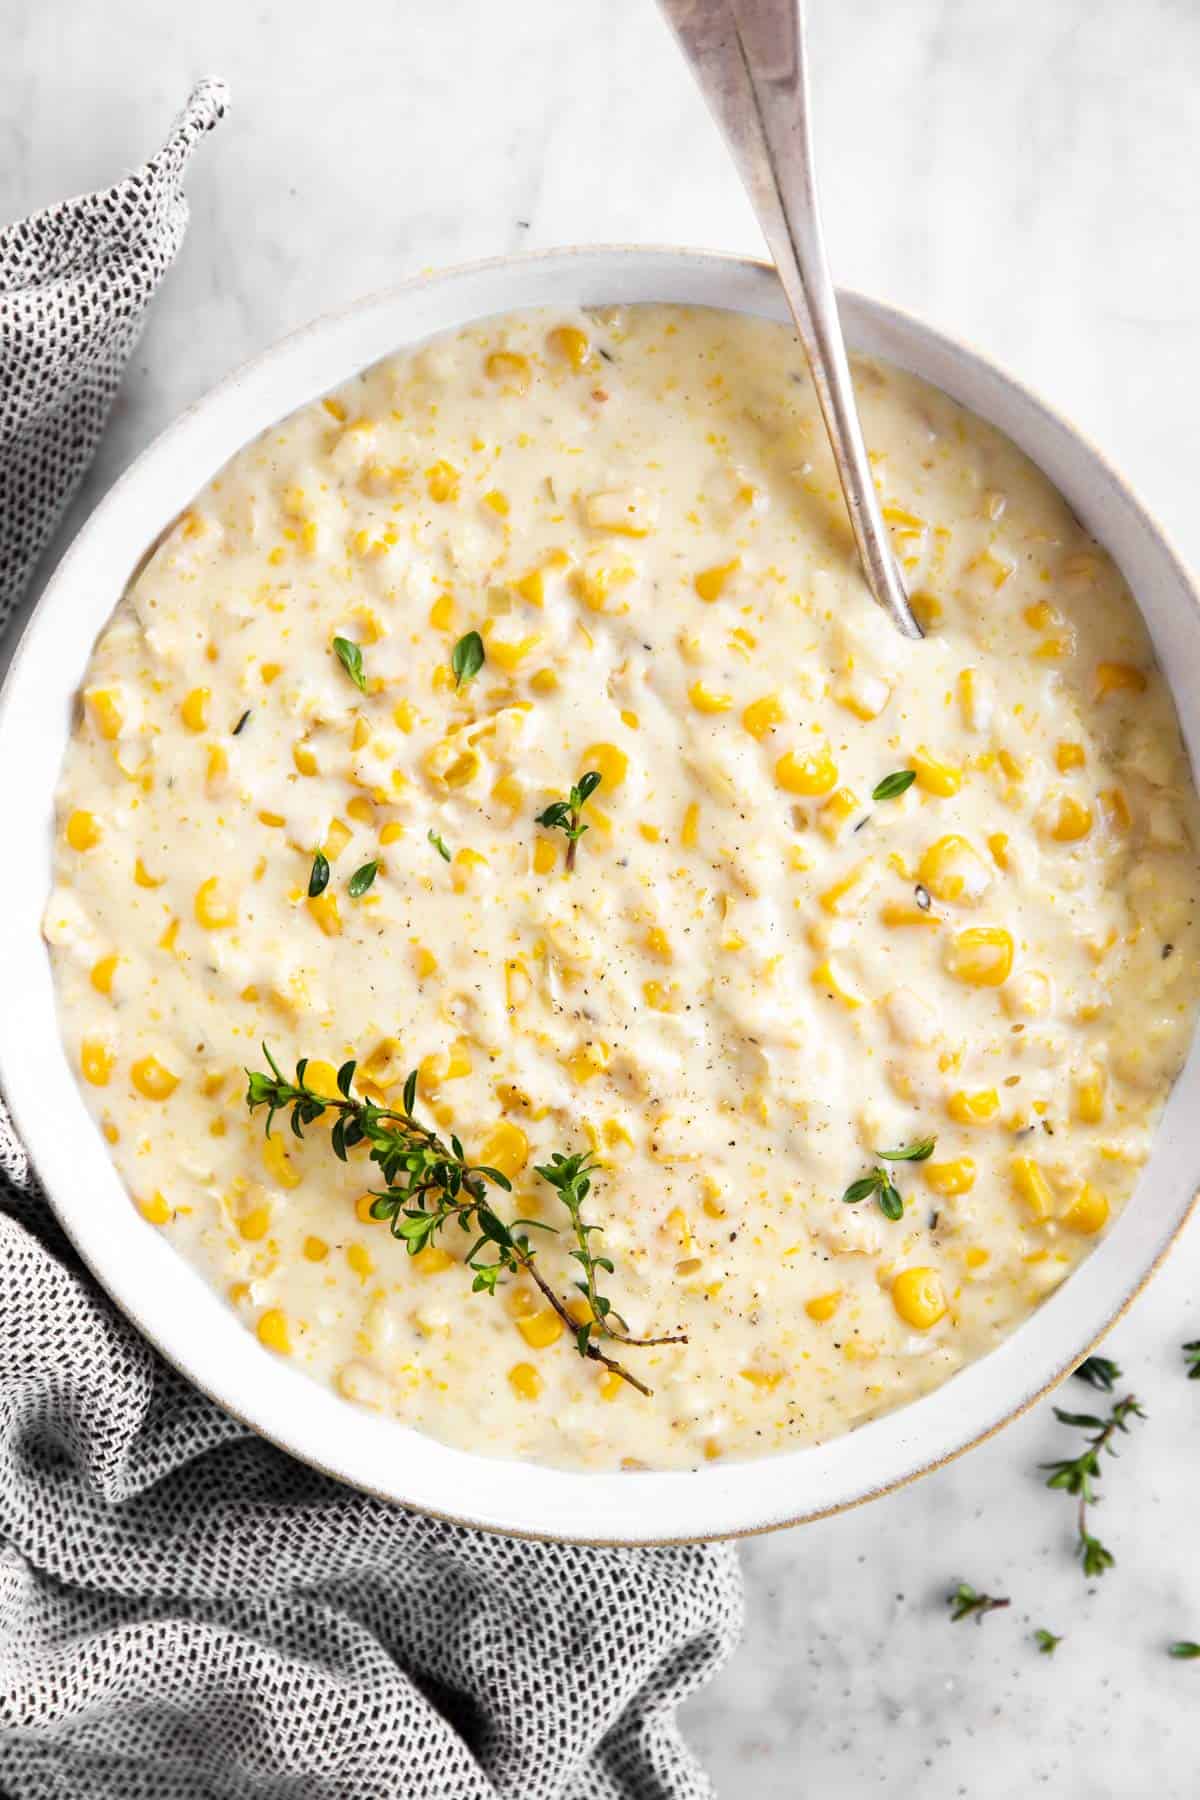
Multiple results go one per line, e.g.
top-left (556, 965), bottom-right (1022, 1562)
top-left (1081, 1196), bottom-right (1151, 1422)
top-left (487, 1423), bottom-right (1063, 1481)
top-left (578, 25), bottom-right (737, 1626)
top-left (5, 1), bottom-right (1200, 1791)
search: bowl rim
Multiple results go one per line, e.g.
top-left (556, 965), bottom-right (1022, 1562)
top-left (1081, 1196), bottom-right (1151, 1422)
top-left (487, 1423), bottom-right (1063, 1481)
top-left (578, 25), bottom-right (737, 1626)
top-left (3, 243), bottom-right (1199, 1544)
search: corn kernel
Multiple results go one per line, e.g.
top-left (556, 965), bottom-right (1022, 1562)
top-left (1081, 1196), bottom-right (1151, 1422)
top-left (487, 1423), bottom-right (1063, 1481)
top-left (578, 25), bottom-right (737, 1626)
top-left (307, 892), bottom-right (341, 936)
top-left (418, 1040), bottom-right (473, 1095)
top-left (426, 460), bottom-right (460, 503)
top-left (946, 925), bottom-right (1013, 987)
top-left (1095, 661), bottom-right (1147, 700)
top-left (85, 688), bottom-right (124, 740)
top-left (1044, 794), bottom-right (1093, 843)
top-left (1056, 741), bottom-right (1086, 772)
top-left (679, 801), bottom-right (700, 849)
top-left (910, 590), bottom-right (943, 630)
top-left (257, 1309), bottom-right (292, 1355)
top-left (303, 1235), bottom-right (329, 1262)
top-left (545, 322), bottom-right (591, 368)
top-left (477, 1120), bottom-right (529, 1180)
top-left (195, 877), bottom-right (237, 931)
top-left (533, 837), bottom-right (559, 874)
top-left (509, 1361), bottom-right (543, 1400)
top-left (138, 1191), bottom-right (171, 1226)
top-left (815, 787), bottom-right (859, 842)
top-left (517, 1309), bottom-right (565, 1350)
top-left (488, 633), bottom-right (542, 672)
top-left (90, 954), bottom-right (119, 996)
top-left (880, 901), bottom-right (941, 928)
top-left (262, 1132), bottom-right (301, 1191)
top-left (891, 1266), bottom-right (946, 1330)
top-left (810, 959), bottom-right (862, 1009)
top-left (987, 832), bottom-right (1010, 870)
top-left (66, 809), bottom-right (101, 851)
top-left (485, 349), bottom-right (531, 392)
top-left (694, 559), bottom-right (740, 603)
top-left (1062, 1182), bottom-right (1109, 1235)
top-left (1100, 788), bottom-right (1132, 833)
top-left (1074, 1070), bottom-right (1106, 1125)
top-left (689, 680), bottom-right (733, 714)
top-left (131, 1056), bottom-right (178, 1101)
top-left (1010, 1155), bottom-right (1053, 1221)
top-left (408, 1245), bottom-right (452, 1277)
top-left (585, 489), bottom-right (655, 537)
top-left (580, 742), bottom-right (628, 791)
top-left (742, 693), bottom-right (785, 740)
top-left (917, 835), bottom-right (991, 906)
top-left (81, 1038), bottom-right (114, 1087)
top-left (805, 1291), bottom-right (842, 1323)
top-left (947, 1088), bottom-right (999, 1125)
top-left (428, 592), bottom-right (455, 632)
top-left (923, 1157), bottom-right (976, 1196)
top-left (181, 687), bottom-right (210, 732)
top-left (912, 746), bottom-right (962, 797)
top-left (238, 1204), bottom-right (272, 1243)
top-left (451, 847), bottom-right (489, 891)
top-left (775, 745), bottom-right (838, 797)
top-left (740, 1367), bottom-right (786, 1390)
top-left (820, 861), bottom-right (870, 916)
top-left (293, 740), bottom-right (318, 777)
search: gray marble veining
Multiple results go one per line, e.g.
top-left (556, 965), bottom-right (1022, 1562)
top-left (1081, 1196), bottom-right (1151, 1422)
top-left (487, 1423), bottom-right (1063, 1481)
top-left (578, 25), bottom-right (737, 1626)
top-left (4, 2), bottom-right (1200, 1791)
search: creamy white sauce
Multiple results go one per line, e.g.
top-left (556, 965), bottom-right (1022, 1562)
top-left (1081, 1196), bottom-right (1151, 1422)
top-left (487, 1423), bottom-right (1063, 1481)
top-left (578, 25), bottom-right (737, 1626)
top-left (46, 304), bottom-right (1200, 1471)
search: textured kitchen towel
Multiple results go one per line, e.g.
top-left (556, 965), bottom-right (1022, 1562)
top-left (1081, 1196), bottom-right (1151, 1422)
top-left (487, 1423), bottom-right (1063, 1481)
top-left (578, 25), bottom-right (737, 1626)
top-left (0, 86), bottom-right (742, 1800)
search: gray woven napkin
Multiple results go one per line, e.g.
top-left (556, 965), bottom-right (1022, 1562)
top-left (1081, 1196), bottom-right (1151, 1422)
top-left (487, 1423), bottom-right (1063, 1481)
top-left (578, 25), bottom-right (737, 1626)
top-left (0, 85), bottom-right (743, 1800)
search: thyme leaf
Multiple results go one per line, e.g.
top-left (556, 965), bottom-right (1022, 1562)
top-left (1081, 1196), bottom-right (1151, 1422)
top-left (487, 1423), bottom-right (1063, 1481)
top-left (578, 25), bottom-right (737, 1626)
top-left (1074, 1354), bottom-right (1121, 1391)
top-left (332, 635), bottom-right (367, 692)
top-left (872, 769), bottom-right (916, 802)
top-left (308, 851), bottom-right (330, 898)
top-left (450, 630), bottom-right (485, 689)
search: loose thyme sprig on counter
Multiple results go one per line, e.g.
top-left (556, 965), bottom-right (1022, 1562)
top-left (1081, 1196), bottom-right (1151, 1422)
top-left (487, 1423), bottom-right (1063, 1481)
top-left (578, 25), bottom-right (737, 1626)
top-left (948, 1582), bottom-right (1010, 1625)
top-left (244, 1046), bottom-right (685, 1395)
top-left (536, 771), bottom-right (602, 872)
top-left (1183, 1339), bottom-right (1200, 1380)
top-left (1041, 1393), bottom-right (1146, 1578)
top-left (842, 1137), bottom-right (936, 1221)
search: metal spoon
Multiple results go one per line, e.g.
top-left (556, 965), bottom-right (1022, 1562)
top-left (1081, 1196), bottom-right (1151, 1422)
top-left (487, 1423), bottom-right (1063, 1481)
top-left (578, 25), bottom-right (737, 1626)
top-left (658, 0), bottom-right (922, 640)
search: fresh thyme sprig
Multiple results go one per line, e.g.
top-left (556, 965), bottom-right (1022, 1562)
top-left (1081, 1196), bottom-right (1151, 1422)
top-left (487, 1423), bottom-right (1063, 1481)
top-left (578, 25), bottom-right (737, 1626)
top-left (948, 1582), bottom-right (1010, 1624)
top-left (842, 1137), bottom-right (936, 1222)
top-left (244, 1046), bottom-right (685, 1394)
top-left (1034, 1628), bottom-right (1063, 1656)
top-left (1169, 1641), bottom-right (1200, 1660)
top-left (536, 771), bottom-right (603, 872)
top-left (1041, 1393), bottom-right (1146, 1578)
top-left (1074, 1354), bottom-right (1121, 1392)
top-left (1183, 1340), bottom-right (1200, 1380)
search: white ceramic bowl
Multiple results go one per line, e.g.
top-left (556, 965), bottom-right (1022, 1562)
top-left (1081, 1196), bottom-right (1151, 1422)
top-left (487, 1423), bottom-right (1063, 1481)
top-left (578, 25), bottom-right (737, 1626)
top-left (3, 249), bottom-right (1198, 1544)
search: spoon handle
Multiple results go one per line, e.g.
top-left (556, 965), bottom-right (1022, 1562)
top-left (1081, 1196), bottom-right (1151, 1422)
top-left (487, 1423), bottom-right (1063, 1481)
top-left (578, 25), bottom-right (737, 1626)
top-left (660, 0), bottom-right (922, 640)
